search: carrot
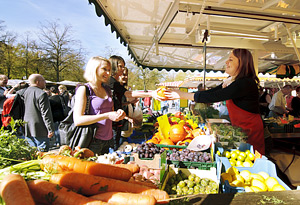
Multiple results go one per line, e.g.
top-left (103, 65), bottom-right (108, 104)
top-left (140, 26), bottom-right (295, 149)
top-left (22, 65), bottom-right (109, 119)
top-left (113, 163), bottom-right (140, 174)
top-left (40, 155), bottom-right (131, 181)
top-left (0, 174), bottom-right (35, 205)
top-left (50, 172), bottom-right (169, 201)
top-left (90, 192), bottom-right (156, 205)
top-left (27, 179), bottom-right (107, 205)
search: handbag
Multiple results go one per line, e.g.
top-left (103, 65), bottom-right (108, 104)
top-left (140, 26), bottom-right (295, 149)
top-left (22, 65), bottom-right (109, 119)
top-left (132, 101), bottom-right (143, 128)
top-left (59, 85), bottom-right (98, 149)
top-left (59, 95), bottom-right (71, 118)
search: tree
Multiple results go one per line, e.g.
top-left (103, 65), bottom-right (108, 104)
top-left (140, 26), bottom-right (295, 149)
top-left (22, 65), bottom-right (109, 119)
top-left (0, 31), bottom-right (18, 78)
top-left (37, 20), bottom-right (86, 81)
top-left (127, 61), bottom-right (163, 90)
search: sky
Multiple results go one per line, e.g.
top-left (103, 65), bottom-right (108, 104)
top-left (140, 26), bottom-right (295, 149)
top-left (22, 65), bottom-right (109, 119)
top-left (0, 0), bottom-right (130, 62)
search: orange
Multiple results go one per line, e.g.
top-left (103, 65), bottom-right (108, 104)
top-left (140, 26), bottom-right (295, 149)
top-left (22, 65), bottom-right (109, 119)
top-left (157, 86), bottom-right (166, 97)
top-left (159, 138), bottom-right (174, 145)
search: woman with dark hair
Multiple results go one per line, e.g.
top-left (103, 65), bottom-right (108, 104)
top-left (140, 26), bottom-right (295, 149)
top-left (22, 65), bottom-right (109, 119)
top-left (163, 49), bottom-right (265, 154)
top-left (108, 55), bottom-right (159, 149)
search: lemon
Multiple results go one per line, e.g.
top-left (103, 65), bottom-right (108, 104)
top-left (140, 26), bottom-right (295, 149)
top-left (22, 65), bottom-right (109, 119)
top-left (243, 161), bottom-right (253, 167)
top-left (245, 150), bottom-right (251, 155)
top-left (251, 179), bottom-right (268, 192)
top-left (230, 152), bottom-right (238, 160)
top-left (236, 160), bottom-right (244, 167)
top-left (240, 170), bottom-right (251, 181)
top-left (239, 151), bottom-right (246, 158)
top-left (258, 171), bottom-right (270, 180)
top-left (224, 151), bottom-right (231, 158)
top-left (271, 184), bottom-right (286, 191)
top-left (230, 180), bottom-right (245, 187)
top-left (244, 186), bottom-right (254, 192)
top-left (235, 150), bottom-right (241, 155)
top-left (247, 153), bottom-right (255, 161)
top-left (265, 177), bottom-right (279, 191)
top-left (229, 159), bottom-right (236, 166)
top-left (251, 186), bottom-right (263, 192)
top-left (233, 174), bottom-right (245, 183)
top-left (237, 155), bottom-right (245, 162)
top-left (221, 172), bottom-right (233, 183)
top-left (250, 173), bottom-right (265, 182)
top-left (226, 166), bottom-right (239, 176)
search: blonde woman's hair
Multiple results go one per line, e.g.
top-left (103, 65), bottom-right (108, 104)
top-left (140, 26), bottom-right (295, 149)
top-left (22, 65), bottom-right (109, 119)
top-left (84, 56), bottom-right (111, 84)
top-left (58, 84), bottom-right (67, 91)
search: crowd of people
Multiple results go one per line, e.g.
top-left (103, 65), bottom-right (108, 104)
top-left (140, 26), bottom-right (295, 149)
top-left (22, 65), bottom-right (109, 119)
top-left (1, 49), bottom-right (299, 156)
top-left (0, 55), bottom-right (160, 154)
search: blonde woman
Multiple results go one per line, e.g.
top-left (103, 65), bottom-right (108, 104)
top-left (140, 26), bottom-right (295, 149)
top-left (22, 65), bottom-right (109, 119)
top-left (73, 56), bottom-right (125, 155)
top-left (58, 84), bottom-right (71, 106)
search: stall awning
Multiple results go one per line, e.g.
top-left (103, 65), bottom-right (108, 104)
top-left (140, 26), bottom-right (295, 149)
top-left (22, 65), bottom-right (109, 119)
top-left (88, 0), bottom-right (300, 73)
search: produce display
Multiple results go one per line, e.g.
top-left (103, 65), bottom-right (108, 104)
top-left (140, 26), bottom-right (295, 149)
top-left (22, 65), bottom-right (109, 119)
top-left (221, 167), bottom-right (286, 192)
top-left (132, 142), bottom-right (166, 159)
top-left (164, 171), bottom-right (218, 195)
top-left (210, 124), bottom-right (248, 147)
top-left (167, 149), bottom-right (212, 163)
top-left (217, 149), bottom-right (255, 167)
top-left (0, 112), bottom-right (294, 204)
top-left (147, 111), bottom-right (207, 146)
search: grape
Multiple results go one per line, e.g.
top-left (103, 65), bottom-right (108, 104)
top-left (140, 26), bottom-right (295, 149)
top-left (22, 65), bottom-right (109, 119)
top-left (184, 142), bottom-right (189, 146)
top-left (182, 186), bottom-right (189, 194)
top-left (187, 188), bottom-right (194, 195)
top-left (178, 180), bottom-right (186, 188)
top-left (187, 181), bottom-right (195, 188)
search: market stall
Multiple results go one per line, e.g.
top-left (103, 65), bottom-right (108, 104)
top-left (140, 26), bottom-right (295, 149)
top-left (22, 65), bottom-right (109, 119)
top-left (1, 0), bottom-right (300, 204)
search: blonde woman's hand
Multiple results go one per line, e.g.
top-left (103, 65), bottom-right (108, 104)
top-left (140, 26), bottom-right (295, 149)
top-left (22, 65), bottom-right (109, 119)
top-left (108, 110), bottom-right (126, 121)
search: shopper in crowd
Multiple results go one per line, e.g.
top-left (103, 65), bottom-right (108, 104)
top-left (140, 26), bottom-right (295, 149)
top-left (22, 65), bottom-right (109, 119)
top-left (0, 75), bottom-right (9, 127)
top-left (73, 56), bottom-right (126, 155)
top-left (289, 86), bottom-right (300, 117)
top-left (268, 85), bottom-right (293, 118)
top-left (58, 85), bottom-right (71, 106)
top-left (286, 92), bottom-right (294, 112)
top-left (49, 86), bottom-right (65, 147)
top-left (22, 74), bottom-right (54, 151)
top-left (259, 86), bottom-right (271, 118)
top-left (119, 67), bottom-right (138, 140)
top-left (162, 48), bottom-right (265, 154)
top-left (108, 55), bottom-right (160, 150)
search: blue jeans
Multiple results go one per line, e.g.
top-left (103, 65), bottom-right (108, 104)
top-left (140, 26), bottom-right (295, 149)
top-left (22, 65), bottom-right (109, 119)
top-left (24, 136), bottom-right (50, 151)
top-left (54, 121), bottom-right (61, 146)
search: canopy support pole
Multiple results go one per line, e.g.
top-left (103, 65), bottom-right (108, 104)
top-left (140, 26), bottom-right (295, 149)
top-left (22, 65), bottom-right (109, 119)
top-left (284, 23), bottom-right (300, 62)
top-left (141, 0), bottom-right (179, 63)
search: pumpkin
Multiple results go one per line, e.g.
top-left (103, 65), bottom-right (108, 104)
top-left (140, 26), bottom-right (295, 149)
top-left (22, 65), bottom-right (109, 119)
top-left (169, 124), bottom-right (188, 144)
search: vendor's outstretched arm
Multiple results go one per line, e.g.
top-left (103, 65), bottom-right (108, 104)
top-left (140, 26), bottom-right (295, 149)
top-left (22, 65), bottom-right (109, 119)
top-left (164, 90), bottom-right (195, 101)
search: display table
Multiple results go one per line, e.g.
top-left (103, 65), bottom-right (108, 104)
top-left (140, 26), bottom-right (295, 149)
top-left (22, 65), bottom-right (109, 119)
top-left (185, 190), bottom-right (300, 204)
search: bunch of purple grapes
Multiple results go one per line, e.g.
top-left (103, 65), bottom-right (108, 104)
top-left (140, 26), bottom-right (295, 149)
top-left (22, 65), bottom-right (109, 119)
top-left (132, 142), bottom-right (166, 159)
top-left (166, 149), bottom-right (211, 163)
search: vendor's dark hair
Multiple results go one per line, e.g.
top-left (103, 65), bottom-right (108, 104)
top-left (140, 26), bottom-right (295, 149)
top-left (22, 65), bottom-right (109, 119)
top-left (109, 55), bottom-right (125, 77)
top-left (232, 49), bottom-right (260, 85)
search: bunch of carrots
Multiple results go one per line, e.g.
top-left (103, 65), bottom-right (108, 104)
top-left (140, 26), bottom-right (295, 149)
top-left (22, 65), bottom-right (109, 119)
top-left (0, 154), bottom-right (170, 205)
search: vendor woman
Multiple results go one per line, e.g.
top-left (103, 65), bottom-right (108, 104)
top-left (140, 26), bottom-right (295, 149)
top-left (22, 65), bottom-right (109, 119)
top-left (163, 48), bottom-right (265, 154)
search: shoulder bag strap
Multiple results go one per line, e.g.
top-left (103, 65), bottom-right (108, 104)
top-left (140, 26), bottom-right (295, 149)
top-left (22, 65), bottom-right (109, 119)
top-left (84, 85), bottom-right (91, 114)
